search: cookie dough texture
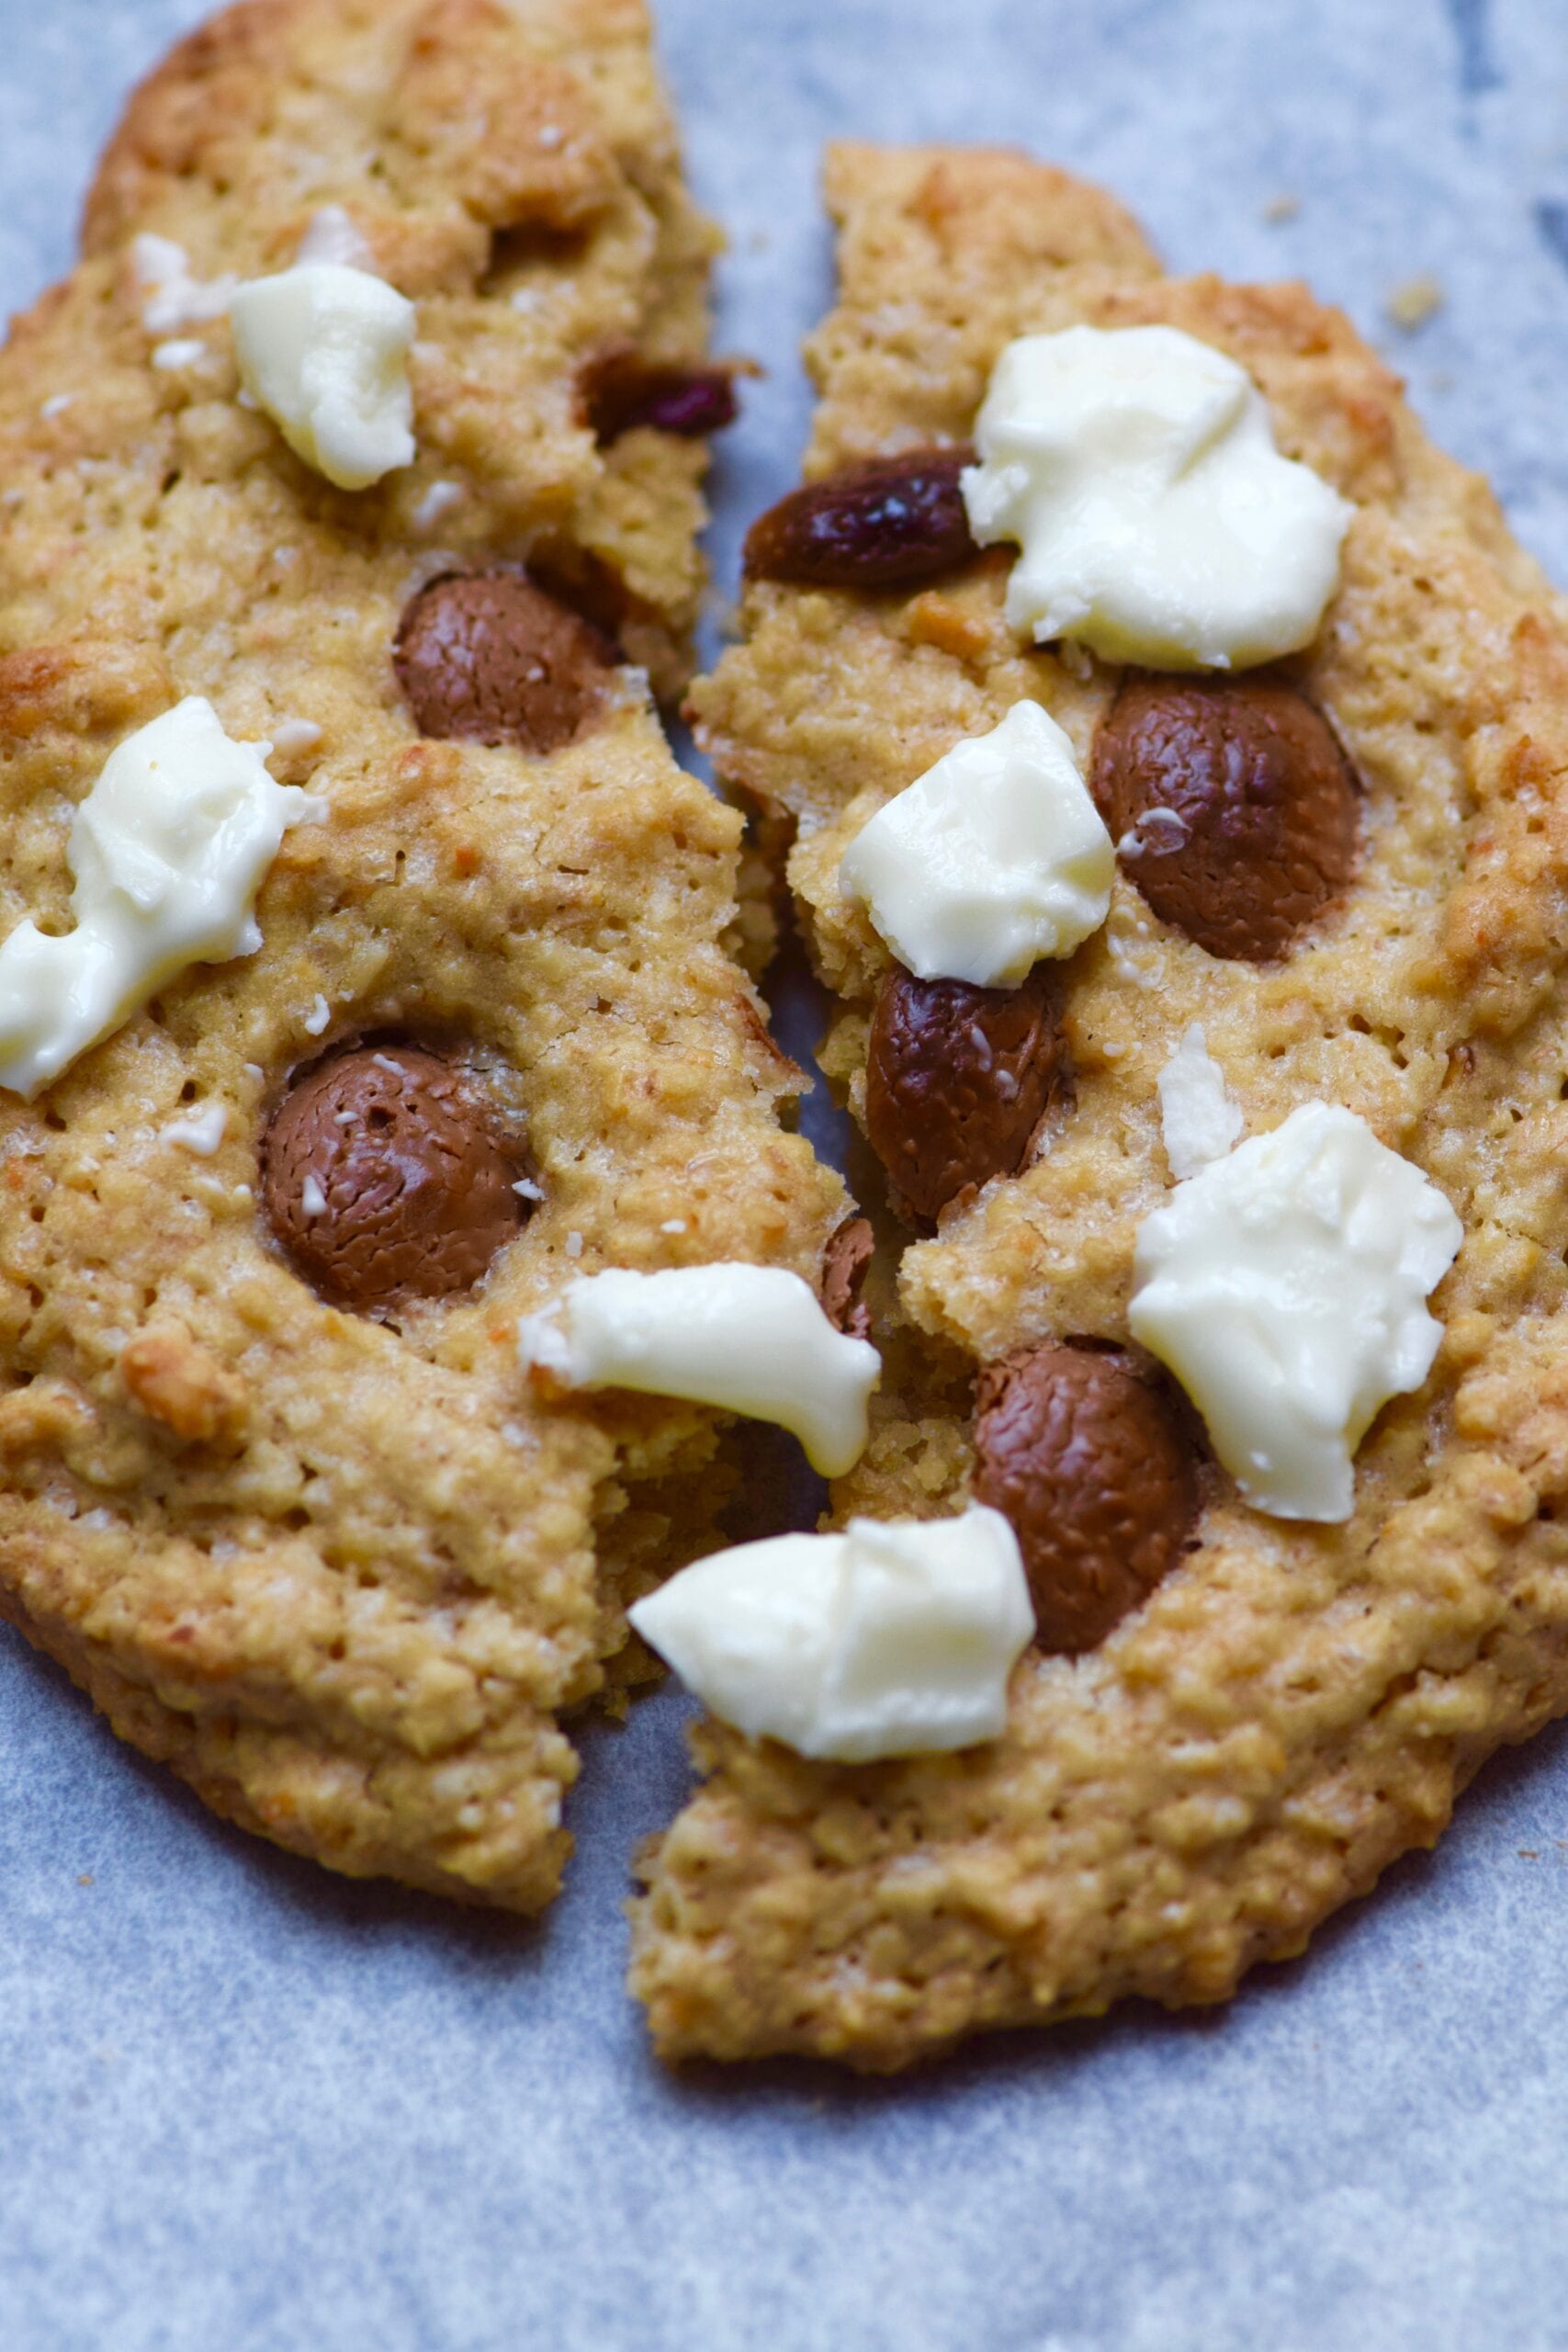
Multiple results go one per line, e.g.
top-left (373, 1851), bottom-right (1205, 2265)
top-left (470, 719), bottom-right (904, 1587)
top-left (85, 0), bottom-right (728, 697)
top-left (0, 0), bottom-right (846, 1911)
top-left (636, 143), bottom-right (1568, 2067)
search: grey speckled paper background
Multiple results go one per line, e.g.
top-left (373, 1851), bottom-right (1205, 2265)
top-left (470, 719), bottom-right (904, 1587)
top-left (4, 4), bottom-right (1568, 2346)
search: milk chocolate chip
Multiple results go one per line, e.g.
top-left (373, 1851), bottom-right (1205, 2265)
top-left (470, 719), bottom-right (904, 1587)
top-left (821, 1215), bottom-right (874, 1342)
top-left (1091, 672), bottom-right (1359, 962)
top-left (866, 967), bottom-right (1066, 1222)
top-left (581, 349), bottom-right (739, 443)
top-left (974, 1342), bottom-right (1198, 1655)
top-left (263, 1046), bottom-right (526, 1312)
top-left (743, 448), bottom-right (977, 588)
top-left (394, 571), bottom-right (615, 755)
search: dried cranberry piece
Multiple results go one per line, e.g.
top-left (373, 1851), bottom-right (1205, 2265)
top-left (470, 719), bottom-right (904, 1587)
top-left (743, 448), bottom-right (978, 588)
top-left (581, 351), bottom-right (739, 443)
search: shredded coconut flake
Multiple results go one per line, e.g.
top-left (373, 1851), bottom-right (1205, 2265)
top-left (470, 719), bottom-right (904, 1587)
top-left (565, 1230), bottom-right (584, 1260)
top-left (301, 993), bottom-right (331, 1036)
top-left (40, 392), bottom-right (73, 419)
top-left (301, 1174), bottom-right (327, 1217)
top-left (151, 338), bottom-right (209, 371)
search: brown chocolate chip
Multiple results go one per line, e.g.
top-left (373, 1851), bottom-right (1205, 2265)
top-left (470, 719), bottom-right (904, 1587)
top-left (581, 348), bottom-right (739, 443)
top-left (865, 967), bottom-right (1066, 1222)
top-left (973, 1342), bottom-right (1198, 1655)
top-left (262, 1046), bottom-right (527, 1313)
top-left (742, 448), bottom-right (977, 588)
top-left (821, 1215), bottom-right (874, 1342)
top-left (1090, 671), bottom-right (1359, 963)
top-left (394, 571), bottom-right (615, 755)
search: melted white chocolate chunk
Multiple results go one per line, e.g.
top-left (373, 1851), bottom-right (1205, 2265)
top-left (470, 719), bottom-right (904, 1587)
top-left (516, 1263), bottom-right (879, 1476)
top-left (0, 698), bottom-right (318, 1101)
top-left (630, 1507), bottom-right (1033, 1762)
top-left (962, 324), bottom-right (1351, 670)
top-left (230, 261), bottom-right (415, 491)
top-left (1129, 1102), bottom-right (1462, 1521)
top-left (838, 700), bottom-right (1112, 987)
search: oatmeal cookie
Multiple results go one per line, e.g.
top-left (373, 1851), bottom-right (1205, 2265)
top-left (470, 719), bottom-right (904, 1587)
top-left (0, 0), bottom-right (848, 1911)
top-left (632, 143), bottom-right (1568, 2066)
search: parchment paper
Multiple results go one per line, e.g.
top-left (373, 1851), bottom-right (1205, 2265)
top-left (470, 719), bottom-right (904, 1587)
top-left (2, 5), bottom-right (1567, 2346)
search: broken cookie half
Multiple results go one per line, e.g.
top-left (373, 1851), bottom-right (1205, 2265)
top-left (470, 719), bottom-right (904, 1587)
top-left (0, 0), bottom-right (852, 1912)
top-left (632, 141), bottom-right (1568, 2067)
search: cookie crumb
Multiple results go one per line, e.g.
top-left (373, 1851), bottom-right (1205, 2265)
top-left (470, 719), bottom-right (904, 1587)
top-left (1262, 192), bottom-right (1300, 224)
top-left (77, 1872), bottom-right (94, 1886)
top-left (1385, 274), bottom-right (1445, 332)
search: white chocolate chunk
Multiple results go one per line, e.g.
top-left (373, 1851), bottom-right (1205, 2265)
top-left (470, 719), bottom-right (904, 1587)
top-left (1156, 1024), bottom-right (1243, 1180)
top-left (838, 700), bottom-right (1113, 987)
top-left (1129, 1102), bottom-right (1461, 1521)
top-left (161, 1102), bottom-right (228, 1157)
top-left (516, 1263), bottom-right (879, 1476)
top-left (629, 1507), bottom-right (1032, 1762)
top-left (230, 262), bottom-right (415, 491)
top-left (131, 233), bottom-right (237, 334)
top-left (962, 324), bottom-right (1352, 671)
top-left (0, 698), bottom-right (317, 1100)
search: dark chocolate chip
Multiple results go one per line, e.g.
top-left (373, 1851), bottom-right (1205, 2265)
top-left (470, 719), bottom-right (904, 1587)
top-left (743, 448), bottom-right (978, 588)
top-left (1090, 671), bottom-right (1359, 963)
top-left (865, 967), bottom-right (1066, 1221)
top-left (262, 1046), bottom-right (527, 1313)
top-left (973, 1341), bottom-right (1198, 1655)
top-left (394, 571), bottom-right (615, 755)
top-left (821, 1215), bottom-right (874, 1342)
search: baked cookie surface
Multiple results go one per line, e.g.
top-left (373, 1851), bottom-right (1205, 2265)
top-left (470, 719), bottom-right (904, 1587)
top-left (635, 142), bottom-right (1568, 2067)
top-left (0, 0), bottom-right (846, 1910)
